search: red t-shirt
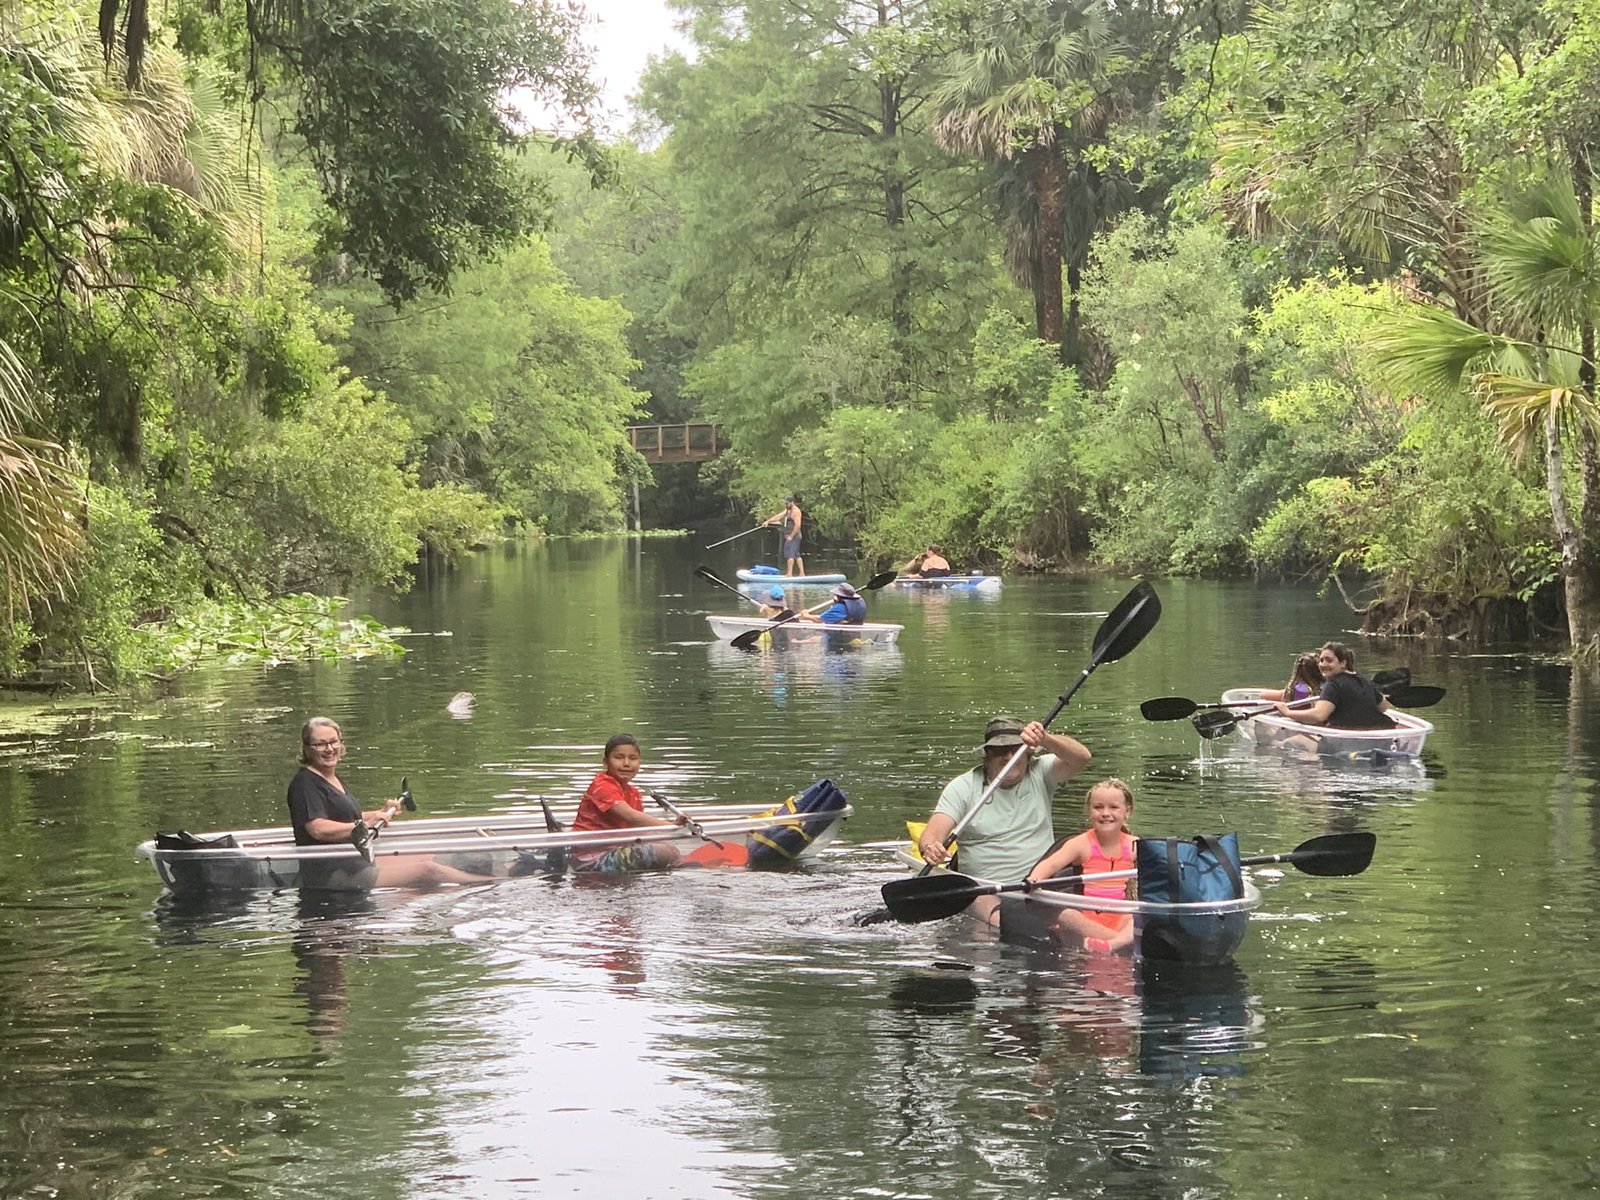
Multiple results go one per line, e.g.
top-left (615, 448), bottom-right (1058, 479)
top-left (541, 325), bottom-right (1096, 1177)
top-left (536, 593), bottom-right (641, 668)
top-left (573, 771), bottom-right (644, 833)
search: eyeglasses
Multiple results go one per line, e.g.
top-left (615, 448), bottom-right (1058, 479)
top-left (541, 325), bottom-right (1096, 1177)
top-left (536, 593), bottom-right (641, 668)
top-left (309, 739), bottom-right (342, 750)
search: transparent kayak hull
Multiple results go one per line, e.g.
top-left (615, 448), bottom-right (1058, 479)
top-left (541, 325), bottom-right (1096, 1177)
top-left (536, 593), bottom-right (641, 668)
top-left (1221, 687), bottom-right (1433, 758)
top-left (139, 798), bottom-right (852, 894)
top-left (705, 615), bottom-right (903, 645)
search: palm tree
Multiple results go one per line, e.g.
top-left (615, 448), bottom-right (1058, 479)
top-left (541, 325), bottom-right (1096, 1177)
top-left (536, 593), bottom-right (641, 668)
top-left (931, 0), bottom-right (1121, 360)
top-left (1370, 175), bottom-right (1600, 657)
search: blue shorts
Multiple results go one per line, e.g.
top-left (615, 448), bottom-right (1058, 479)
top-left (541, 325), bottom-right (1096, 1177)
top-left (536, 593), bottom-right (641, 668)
top-left (781, 534), bottom-right (802, 558)
top-left (574, 843), bottom-right (676, 874)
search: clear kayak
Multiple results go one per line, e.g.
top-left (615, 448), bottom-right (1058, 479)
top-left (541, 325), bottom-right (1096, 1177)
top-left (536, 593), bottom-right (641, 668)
top-left (735, 568), bottom-right (847, 585)
top-left (1220, 687), bottom-right (1433, 760)
top-left (139, 785), bottom-right (852, 894)
top-left (705, 614), bottom-right (904, 645)
top-left (888, 848), bottom-right (1261, 967)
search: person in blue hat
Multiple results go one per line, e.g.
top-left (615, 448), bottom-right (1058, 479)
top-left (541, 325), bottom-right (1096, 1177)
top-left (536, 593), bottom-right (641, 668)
top-left (758, 584), bottom-right (788, 618)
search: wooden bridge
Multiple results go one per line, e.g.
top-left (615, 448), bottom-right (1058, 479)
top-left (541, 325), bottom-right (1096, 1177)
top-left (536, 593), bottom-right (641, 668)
top-left (627, 423), bottom-right (724, 464)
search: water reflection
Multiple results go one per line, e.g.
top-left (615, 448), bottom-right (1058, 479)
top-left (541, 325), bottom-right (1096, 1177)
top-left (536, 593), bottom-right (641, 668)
top-left (705, 640), bottom-right (903, 704)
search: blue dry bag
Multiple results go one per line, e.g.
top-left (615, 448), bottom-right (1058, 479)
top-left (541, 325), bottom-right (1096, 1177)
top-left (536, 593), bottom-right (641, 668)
top-left (1135, 833), bottom-right (1248, 964)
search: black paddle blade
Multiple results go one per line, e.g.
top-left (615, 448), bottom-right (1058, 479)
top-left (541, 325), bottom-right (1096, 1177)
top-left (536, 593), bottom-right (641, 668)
top-left (1387, 684), bottom-right (1445, 708)
top-left (539, 797), bottom-right (566, 833)
top-left (730, 627), bottom-right (765, 650)
top-left (399, 776), bottom-right (416, 812)
top-left (1372, 668), bottom-right (1411, 692)
top-left (695, 565), bottom-right (730, 589)
top-left (862, 570), bottom-right (898, 591)
top-left (880, 872), bottom-right (992, 924)
top-left (1280, 831), bottom-right (1376, 877)
top-left (350, 822), bottom-right (375, 863)
top-left (1192, 710), bottom-right (1241, 739)
top-left (1141, 696), bottom-right (1201, 721)
top-left (1091, 581), bottom-right (1160, 665)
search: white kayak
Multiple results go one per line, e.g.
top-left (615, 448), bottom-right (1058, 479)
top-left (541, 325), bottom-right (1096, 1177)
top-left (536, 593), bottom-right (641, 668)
top-left (139, 786), bottom-right (852, 894)
top-left (705, 614), bottom-right (904, 646)
top-left (1220, 687), bottom-right (1433, 760)
top-left (736, 568), bottom-right (847, 585)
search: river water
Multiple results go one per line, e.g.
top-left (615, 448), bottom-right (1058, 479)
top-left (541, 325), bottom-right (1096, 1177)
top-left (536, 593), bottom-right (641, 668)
top-left (1, 539), bottom-right (1596, 1199)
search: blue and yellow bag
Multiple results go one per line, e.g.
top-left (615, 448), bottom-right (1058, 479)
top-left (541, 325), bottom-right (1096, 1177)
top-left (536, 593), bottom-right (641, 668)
top-left (747, 778), bottom-right (848, 867)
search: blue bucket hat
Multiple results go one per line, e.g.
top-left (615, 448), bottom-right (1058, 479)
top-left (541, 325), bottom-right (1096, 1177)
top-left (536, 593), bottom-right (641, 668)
top-left (768, 586), bottom-right (785, 601)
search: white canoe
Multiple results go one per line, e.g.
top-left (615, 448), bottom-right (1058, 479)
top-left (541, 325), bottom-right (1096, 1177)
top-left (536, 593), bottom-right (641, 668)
top-left (139, 793), bottom-right (852, 894)
top-left (890, 849), bottom-right (1261, 966)
top-left (891, 574), bottom-right (1002, 591)
top-left (705, 614), bottom-right (904, 646)
top-left (1220, 687), bottom-right (1433, 759)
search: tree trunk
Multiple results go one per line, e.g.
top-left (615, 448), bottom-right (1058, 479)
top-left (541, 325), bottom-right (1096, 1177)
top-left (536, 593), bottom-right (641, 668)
top-left (1567, 141), bottom-right (1600, 659)
top-left (1033, 150), bottom-right (1066, 348)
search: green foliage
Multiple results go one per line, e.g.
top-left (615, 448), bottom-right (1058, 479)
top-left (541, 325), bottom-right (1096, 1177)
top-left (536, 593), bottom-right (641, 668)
top-left (142, 593), bottom-right (407, 671)
top-left (334, 239), bottom-right (647, 533)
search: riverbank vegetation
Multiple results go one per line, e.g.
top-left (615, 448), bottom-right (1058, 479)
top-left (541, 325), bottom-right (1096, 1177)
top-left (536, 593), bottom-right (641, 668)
top-left (4, 0), bottom-right (1600, 686)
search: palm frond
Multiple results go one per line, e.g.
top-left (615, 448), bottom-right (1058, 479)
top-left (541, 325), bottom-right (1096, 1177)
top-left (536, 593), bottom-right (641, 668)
top-left (1367, 303), bottom-right (1502, 398)
top-left (1475, 374), bottom-right (1600, 462)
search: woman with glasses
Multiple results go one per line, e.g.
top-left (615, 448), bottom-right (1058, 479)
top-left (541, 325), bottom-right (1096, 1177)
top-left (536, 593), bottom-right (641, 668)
top-left (288, 716), bottom-right (485, 887)
top-left (913, 714), bottom-right (1092, 927)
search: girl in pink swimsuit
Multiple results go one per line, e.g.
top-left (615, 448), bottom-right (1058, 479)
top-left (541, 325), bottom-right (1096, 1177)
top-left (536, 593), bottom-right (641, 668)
top-left (1024, 778), bottom-right (1138, 953)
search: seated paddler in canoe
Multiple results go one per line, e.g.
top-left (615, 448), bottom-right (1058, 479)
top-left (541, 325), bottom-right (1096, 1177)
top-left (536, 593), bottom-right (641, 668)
top-left (289, 717), bottom-right (491, 888)
top-left (914, 714), bottom-right (1092, 928)
top-left (571, 734), bottom-right (749, 871)
top-left (1274, 642), bottom-right (1395, 730)
top-left (1023, 778), bottom-right (1138, 954)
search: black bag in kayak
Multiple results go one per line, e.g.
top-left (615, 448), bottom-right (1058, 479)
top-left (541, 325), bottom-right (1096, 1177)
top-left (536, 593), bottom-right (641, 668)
top-left (747, 778), bottom-right (847, 867)
top-left (1136, 833), bottom-right (1247, 963)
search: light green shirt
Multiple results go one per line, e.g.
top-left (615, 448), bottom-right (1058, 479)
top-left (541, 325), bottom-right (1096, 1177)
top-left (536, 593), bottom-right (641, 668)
top-left (933, 754), bottom-right (1061, 883)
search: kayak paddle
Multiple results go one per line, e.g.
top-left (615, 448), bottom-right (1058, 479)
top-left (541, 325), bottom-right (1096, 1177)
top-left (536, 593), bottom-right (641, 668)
top-left (695, 565), bottom-right (787, 613)
top-left (909, 581), bottom-right (1161, 880)
top-left (880, 832), bottom-right (1376, 924)
top-left (351, 776), bottom-right (415, 863)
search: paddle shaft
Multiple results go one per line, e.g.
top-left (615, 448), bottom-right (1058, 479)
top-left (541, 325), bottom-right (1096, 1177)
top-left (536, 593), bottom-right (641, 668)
top-left (651, 791), bottom-right (724, 848)
top-left (703, 524), bottom-right (768, 550)
top-left (929, 583), bottom-right (1158, 870)
top-left (351, 778), bottom-right (415, 862)
top-left (880, 831), bottom-right (1375, 923)
top-left (696, 566), bottom-right (774, 611)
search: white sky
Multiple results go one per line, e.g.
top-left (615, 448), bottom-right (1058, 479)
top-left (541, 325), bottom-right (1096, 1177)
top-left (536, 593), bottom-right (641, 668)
top-left (578, 0), bottom-right (693, 132)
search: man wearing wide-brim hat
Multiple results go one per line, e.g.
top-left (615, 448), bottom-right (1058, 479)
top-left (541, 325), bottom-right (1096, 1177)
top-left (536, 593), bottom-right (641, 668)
top-left (913, 713), bottom-right (1092, 926)
top-left (800, 581), bottom-right (866, 625)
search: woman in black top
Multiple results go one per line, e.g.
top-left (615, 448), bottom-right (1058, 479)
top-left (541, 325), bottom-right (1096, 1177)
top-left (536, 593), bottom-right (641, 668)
top-left (1273, 642), bottom-right (1394, 730)
top-left (289, 717), bottom-right (486, 886)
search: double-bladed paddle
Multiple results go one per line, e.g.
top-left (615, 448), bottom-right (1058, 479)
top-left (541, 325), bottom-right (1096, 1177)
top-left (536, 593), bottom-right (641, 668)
top-left (729, 571), bottom-right (898, 650)
top-left (696, 565), bottom-right (788, 614)
top-left (911, 581), bottom-right (1161, 880)
top-left (350, 776), bottom-right (416, 863)
top-left (650, 790), bottom-right (725, 849)
top-left (880, 831), bottom-right (1376, 925)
